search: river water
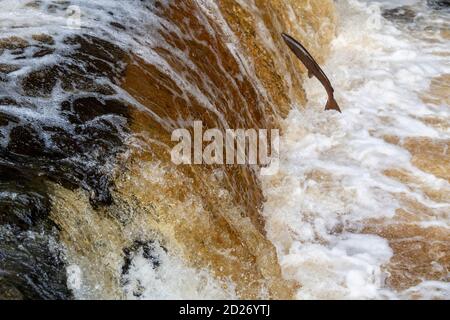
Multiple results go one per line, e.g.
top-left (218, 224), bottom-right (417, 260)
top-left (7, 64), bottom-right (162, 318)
top-left (262, 0), bottom-right (449, 299)
top-left (0, 0), bottom-right (448, 299)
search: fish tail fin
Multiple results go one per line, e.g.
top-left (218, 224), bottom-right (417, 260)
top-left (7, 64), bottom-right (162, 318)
top-left (325, 97), bottom-right (341, 113)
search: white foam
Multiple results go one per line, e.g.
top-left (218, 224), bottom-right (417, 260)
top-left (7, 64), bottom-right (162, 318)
top-left (261, 0), bottom-right (450, 299)
top-left (66, 264), bottom-right (83, 292)
top-left (122, 243), bottom-right (237, 300)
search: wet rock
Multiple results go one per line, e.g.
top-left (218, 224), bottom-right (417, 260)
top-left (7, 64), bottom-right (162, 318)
top-left (25, 0), bottom-right (43, 9)
top-left (122, 240), bottom-right (165, 277)
top-left (0, 97), bottom-right (17, 105)
top-left (7, 125), bottom-right (46, 157)
top-left (0, 279), bottom-right (24, 300)
top-left (0, 226), bottom-right (72, 300)
top-left (59, 64), bottom-right (117, 94)
top-left (0, 34), bottom-right (131, 210)
top-left (77, 121), bottom-right (124, 150)
top-left (45, 126), bottom-right (82, 155)
top-left (0, 33), bottom-right (131, 299)
top-left (0, 111), bottom-right (19, 126)
top-left (64, 35), bottom-right (128, 82)
top-left (66, 97), bottom-right (128, 124)
top-left (0, 64), bottom-right (20, 74)
top-left (383, 6), bottom-right (417, 24)
top-left (32, 47), bottom-right (55, 58)
top-left (0, 190), bottom-right (49, 229)
top-left (17, 34), bottom-right (126, 95)
top-left (0, 36), bottom-right (29, 50)
top-left (110, 22), bottom-right (126, 30)
top-left (32, 34), bottom-right (55, 46)
top-left (21, 66), bottom-right (61, 97)
top-left (427, 0), bottom-right (450, 9)
top-left (1, 98), bottom-right (130, 207)
top-left (0, 164), bottom-right (72, 300)
top-left (0, 166), bottom-right (50, 230)
top-left (47, 1), bottom-right (71, 13)
top-left (11, 49), bottom-right (25, 56)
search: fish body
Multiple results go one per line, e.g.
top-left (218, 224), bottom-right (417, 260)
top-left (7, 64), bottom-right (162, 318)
top-left (281, 33), bottom-right (341, 112)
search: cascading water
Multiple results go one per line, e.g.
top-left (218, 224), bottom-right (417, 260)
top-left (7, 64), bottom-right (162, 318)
top-left (262, 0), bottom-right (449, 299)
top-left (0, 0), bottom-right (448, 300)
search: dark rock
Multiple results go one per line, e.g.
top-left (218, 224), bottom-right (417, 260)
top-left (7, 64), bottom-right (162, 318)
top-left (46, 126), bottom-right (82, 155)
top-left (110, 22), bottom-right (126, 30)
top-left (0, 191), bottom-right (49, 229)
top-left (0, 166), bottom-right (50, 230)
top-left (0, 98), bottom-right (17, 105)
top-left (383, 6), bottom-right (417, 24)
top-left (121, 240), bottom-right (166, 278)
top-left (0, 33), bottom-right (132, 300)
top-left (0, 64), bottom-right (20, 74)
top-left (427, 0), bottom-right (450, 9)
top-left (0, 111), bottom-right (19, 126)
top-left (67, 97), bottom-right (128, 124)
top-left (33, 47), bottom-right (55, 58)
top-left (0, 36), bottom-right (29, 50)
top-left (0, 279), bottom-right (24, 300)
top-left (21, 66), bottom-right (61, 97)
top-left (0, 164), bottom-right (71, 300)
top-left (2, 34), bottom-right (130, 208)
top-left (59, 63), bottom-right (117, 94)
top-left (7, 125), bottom-right (46, 157)
top-left (32, 34), bottom-right (55, 46)
top-left (11, 49), bottom-right (25, 56)
top-left (64, 35), bottom-right (128, 82)
top-left (0, 226), bottom-right (72, 300)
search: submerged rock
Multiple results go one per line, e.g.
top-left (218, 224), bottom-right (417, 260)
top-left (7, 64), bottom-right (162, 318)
top-left (0, 279), bottom-right (24, 300)
top-left (1, 33), bottom-right (131, 206)
top-left (0, 225), bottom-right (72, 300)
top-left (383, 6), bottom-right (417, 24)
top-left (0, 166), bottom-right (50, 229)
top-left (21, 66), bottom-right (61, 97)
top-left (120, 240), bottom-right (167, 298)
top-left (0, 166), bottom-right (72, 299)
top-left (7, 125), bottom-right (47, 157)
top-left (121, 240), bottom-right (166, 278)
top-left (0, 33), bottom-right (132, 299)
top-left (427, 0), bottom-right (450, 9)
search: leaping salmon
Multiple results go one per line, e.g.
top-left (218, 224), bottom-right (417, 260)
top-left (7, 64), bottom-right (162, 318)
top-left (281, 33), bottom-right (341, 112)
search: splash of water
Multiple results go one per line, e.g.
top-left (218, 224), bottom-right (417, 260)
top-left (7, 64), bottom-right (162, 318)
top-left (261, 0), bottom-right (449, 299)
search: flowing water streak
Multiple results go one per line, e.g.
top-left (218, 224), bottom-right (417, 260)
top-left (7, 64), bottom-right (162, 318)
top-left (261, 0), bottom-right (449, 299)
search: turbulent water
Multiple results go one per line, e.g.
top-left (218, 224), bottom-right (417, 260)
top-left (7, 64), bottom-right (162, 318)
top-left (262, 0), bottom-right (449, 299)
top-left (0, 0), bottom-right (448, 300)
